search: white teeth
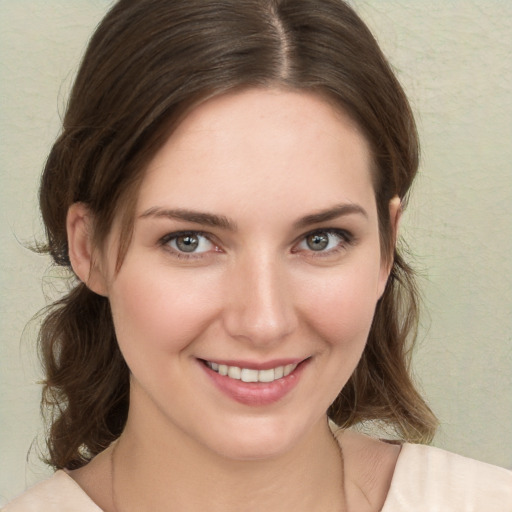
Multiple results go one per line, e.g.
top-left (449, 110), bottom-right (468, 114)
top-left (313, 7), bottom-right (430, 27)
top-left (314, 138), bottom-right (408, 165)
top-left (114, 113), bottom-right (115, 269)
top-left (241, 368), bottom-right (259, 383)
top-left (228, 366), bottom-right (241, 379)
top-left (258, 369), bottom-right (275, 383)
top-left (206, 361), bottom-right (298, 383)
top-left (284, 364), bottom-right (296, 377)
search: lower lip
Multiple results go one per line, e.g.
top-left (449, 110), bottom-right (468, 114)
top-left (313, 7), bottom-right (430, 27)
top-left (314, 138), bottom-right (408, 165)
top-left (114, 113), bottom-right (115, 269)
top-left (200, 360), bottom-right (308, 406)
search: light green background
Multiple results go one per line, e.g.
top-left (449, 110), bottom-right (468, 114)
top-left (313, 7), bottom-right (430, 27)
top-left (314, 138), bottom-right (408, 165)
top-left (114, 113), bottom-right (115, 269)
top-left (1, 0), bottom-right (511, 503)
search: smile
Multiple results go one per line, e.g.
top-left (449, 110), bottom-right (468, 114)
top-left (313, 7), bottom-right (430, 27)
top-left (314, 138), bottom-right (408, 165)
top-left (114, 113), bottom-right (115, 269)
top-left (205, 361), bottom-right (298, 383)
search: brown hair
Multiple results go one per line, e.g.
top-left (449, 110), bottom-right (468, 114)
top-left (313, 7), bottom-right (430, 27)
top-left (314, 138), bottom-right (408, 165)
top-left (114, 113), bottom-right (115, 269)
top-left (38, 0), bottom-right (437, 470)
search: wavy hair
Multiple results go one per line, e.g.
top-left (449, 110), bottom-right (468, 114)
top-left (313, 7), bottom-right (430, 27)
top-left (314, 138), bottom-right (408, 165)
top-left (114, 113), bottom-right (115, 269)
top-left (37, 0), bottom-right (437, 470)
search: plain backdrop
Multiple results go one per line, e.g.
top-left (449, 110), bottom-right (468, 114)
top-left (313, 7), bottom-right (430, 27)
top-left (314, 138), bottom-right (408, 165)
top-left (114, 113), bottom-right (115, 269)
top-left (1, 0), bottom-right (511, 504)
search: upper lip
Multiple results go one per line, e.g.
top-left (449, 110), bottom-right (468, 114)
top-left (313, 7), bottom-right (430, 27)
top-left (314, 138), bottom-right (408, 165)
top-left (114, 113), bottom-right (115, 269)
top-left (198, 357), bottom-right (308, 370)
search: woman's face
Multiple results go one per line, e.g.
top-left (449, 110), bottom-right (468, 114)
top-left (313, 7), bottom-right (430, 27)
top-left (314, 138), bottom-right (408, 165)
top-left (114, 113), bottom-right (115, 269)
top-left (94, 88), bottom-right (393, 460)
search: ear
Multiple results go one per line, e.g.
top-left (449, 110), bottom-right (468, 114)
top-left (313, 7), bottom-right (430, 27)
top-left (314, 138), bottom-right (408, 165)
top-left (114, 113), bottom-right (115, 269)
top-left (389, 195), bottom-right (402, 246)
top-left (377, 196), bottom-right (402, 297)
top-left (67, 202), bottom-right (108, 296)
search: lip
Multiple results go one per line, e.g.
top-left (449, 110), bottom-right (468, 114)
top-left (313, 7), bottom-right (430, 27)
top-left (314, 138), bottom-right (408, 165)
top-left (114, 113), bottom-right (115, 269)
top-left (199, 357), bottom-right (309, 406)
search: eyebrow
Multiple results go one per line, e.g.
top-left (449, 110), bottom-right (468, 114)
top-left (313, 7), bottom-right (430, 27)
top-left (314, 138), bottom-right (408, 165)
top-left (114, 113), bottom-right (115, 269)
top-left (139, 207), bottom-right (237, 231)
top-left (293, 203), bottom-right (368, 229)
top-left (139, 203), bottom-right (367, 231)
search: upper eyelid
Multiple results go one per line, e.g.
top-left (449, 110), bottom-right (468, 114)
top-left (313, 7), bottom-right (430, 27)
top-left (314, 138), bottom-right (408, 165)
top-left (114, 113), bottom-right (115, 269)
top-left (302, 227), bottom-right (351, 237)
top-left (294, 227), bottom-right (353, 244)
top-left (160, 230), bottom-right (214, 243)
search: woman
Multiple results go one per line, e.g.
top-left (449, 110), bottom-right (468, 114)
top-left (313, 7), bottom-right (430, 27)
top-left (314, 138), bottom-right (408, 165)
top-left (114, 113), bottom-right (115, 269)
top-left (4, 0), bottom-right (511, 510)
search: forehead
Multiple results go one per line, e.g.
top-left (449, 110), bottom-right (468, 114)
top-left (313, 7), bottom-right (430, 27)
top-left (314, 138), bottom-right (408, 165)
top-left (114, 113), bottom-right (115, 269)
top-left (137, 88), bottom-right (376, 225)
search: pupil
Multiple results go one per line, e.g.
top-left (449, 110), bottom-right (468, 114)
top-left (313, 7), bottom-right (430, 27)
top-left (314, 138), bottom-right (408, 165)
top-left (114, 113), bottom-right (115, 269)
top-left (177, 235), bottom-right (199, 252)
top-left (307, 233), bottom-right (328, 251)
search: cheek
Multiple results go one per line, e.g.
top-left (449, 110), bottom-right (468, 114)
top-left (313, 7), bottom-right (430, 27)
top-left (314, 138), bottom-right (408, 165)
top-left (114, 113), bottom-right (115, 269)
top-left (296, 262), bottom-right (382, 347)
top-left (108, 265), bottom-right (221, 359)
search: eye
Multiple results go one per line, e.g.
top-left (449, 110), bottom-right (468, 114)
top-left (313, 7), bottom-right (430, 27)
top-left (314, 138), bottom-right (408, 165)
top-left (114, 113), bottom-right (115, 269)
top-left (161, 231), bottom-right (216, 255)
top-left (294, 229), bottom-right (352, 254)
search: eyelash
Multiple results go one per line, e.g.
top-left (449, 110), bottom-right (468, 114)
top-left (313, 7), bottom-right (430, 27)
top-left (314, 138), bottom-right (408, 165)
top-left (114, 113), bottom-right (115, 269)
top-left (292, 228), bottom-right (355, 257)
top-left (158, 228), bottom-right (354, 260)
top-left (159, 231), bottom-right (217, 260)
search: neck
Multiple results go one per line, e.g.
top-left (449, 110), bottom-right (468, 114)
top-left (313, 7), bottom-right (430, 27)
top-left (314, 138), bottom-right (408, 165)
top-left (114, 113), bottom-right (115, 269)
top-left (111, 409), bottom-right (346, 512)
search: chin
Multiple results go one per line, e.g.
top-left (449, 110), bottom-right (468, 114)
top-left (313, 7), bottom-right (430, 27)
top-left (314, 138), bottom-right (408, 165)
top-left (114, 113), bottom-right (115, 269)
top-left (210, 435), bottom-right (295, 462)
top-left (199, 413), bottom-right (322, 462)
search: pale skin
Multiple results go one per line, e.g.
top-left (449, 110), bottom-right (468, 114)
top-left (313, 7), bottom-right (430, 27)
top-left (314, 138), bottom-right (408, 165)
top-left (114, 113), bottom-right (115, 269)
top-left (67, 88), bottom-right (401, 511)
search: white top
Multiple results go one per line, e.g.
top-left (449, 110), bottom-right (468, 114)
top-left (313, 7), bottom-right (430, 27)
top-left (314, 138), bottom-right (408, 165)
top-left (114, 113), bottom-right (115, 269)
top-left (3, 444), bottom-right (512, 511)
top-left (381, 444), bottom-right (512, 511)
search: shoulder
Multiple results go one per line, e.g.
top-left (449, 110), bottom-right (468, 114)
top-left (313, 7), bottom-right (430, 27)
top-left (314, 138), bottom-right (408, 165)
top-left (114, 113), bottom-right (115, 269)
top-left (382, 443), bottom-right (512, 511)
top-left (2, 471), bottom-right (103, 512)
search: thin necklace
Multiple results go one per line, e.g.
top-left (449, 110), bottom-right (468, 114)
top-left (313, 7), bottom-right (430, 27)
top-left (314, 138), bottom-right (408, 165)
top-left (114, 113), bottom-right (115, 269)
top-left (110, 435), bottom-right (348, 512)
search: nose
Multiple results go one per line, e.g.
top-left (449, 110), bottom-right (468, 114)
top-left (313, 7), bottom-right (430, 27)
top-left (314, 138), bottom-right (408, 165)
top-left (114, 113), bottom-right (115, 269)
top-left (222, 253), bottom-right (297, 346)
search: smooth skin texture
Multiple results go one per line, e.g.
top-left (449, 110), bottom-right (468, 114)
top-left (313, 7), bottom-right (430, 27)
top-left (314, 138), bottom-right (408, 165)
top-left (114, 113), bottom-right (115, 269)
top-left (67, 89), bottom-right (401, 512)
